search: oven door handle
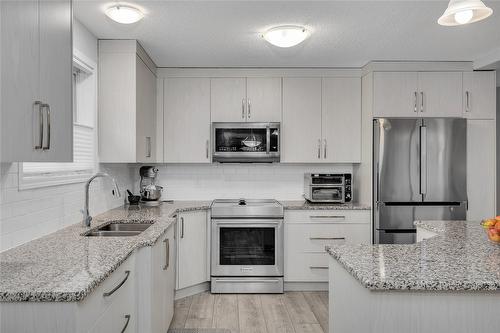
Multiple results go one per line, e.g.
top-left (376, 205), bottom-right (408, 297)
top-left (213, 221), bottom-right (282, 226)
top-left (212, 278), bottom-right (281, 283)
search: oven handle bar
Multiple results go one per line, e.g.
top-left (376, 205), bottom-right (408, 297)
top-left (212, 278), bottom-right (281, 283)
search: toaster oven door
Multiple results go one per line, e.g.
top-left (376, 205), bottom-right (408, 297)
top-left (309, 186), bottom-right (345, 203)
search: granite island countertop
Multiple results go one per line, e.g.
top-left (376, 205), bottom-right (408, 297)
top-left (0, 201), bottom-right (210, 302)
top-left (326, 220), bottom-right (500, 291)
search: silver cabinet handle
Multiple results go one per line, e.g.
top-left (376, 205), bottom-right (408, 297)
top-left (317, 139), bottom-right (321, 159)
top-left (120, 315), bottom-right (131, 333)
top-left (309, 215), bottom-right (346, 220)
top-left (180, 217), bottom-right (184, 238)
top-left (420, 92), bottom-right (424, 112)
top-left (33, 101), bottom-right (43, 149)
top-left (465, 91), bottom-right (470, 112)
top-left (309, 266), bottom-right (328, 270)
top-left (414, 91), bottom-right (418, 112)
top-left (420, 125), bottom-right (427, 197)
top-left (146, 136), bottom-right (151, 158)
top-left (163, 238), bottom-right (170, 270)
top-left (242, 98), bottom-right (246, 119)
top-left (310, 236), bottom-right (346, 240)
top-left (41, 103), bottom-right (50, 150)
top-left (247, 98), bottom-right (251, 119)
top-left (323, 139), bottom-right (327, 159)
top-left (206, 140), bottom-right (209, 159)
top-left (103, 270), bottom-right (130, 297)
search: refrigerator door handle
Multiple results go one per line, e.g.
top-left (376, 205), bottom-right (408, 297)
top-left (420, 125), bottom-right (427, 198)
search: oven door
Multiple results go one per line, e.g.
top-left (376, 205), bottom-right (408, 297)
top-left (309, 185), bottom-right (345, 203)
top-left (211, 219), bottom-right (284, 277)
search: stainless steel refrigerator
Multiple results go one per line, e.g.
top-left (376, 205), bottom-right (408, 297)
top-left (373, 118), bottom-right (467, 244)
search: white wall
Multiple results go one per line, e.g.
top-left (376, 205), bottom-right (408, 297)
top-left (0, 21), bottom-right (135, 252)
top-left (146, 164), bottom-right (353, 200)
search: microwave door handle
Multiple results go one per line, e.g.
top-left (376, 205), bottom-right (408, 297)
top-left (266, 125), bottom-right (270, 154)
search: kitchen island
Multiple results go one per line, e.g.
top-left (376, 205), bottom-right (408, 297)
top-left (327, 220), bottom-right (500, 333)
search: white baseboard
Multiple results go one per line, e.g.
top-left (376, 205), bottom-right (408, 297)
top-left (284, 282), bottom-right (328, 291)
top-left (175, 282), bottom-right (210, 300)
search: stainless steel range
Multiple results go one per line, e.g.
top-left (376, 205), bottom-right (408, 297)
top-left (210, 199), bottom-right (284, 293)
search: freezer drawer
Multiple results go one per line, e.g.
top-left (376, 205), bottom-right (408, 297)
top-left (375, 202), bottom-right (467, 230)
top-left (376, 229), bottom-right (416, 244)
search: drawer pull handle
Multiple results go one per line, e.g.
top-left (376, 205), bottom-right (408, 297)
top-left (103, 270), bottom-right (130, 297)
top-left (309, 266), bottom-right (329, 270)
top-left (309, 215), bottom-right (346, 220)
top-left (310, 237), bottom-right (346, 240)
top-left (121, 314), bottom-right (131, 333)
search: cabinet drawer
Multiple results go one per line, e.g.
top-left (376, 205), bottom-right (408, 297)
top-left (285, 252), bottom-right (329, 282)
top-left (285, 223), bottom-right (370, 252)
top-left (77, 254), bottom-right (135, 331)
top-left (284, 209), bottom-right (370, 224)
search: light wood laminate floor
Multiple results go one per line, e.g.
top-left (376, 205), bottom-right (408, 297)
top-left (170, 292), bottom-right (329, 333)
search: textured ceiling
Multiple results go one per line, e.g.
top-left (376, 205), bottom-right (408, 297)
top-left (74, 0), bottom-right (500, 67)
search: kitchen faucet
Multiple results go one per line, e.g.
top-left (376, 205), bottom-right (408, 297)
top-left (82, 173), bottom-right (121, 227)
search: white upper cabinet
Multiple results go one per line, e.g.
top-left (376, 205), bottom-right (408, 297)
top-left (418, 72), bottom-right (462, 117)
top-left (99, 40), bottom-right (158, 163)
top-left (211, 77), bottom-right (282, 122)
top-left (246, 77), bottom-right (282, 122)
top-left (1, 0), bottom-right (72, 162)
top-left (463, 71), bottom-right (496, 119)
top-left (282, 78), bottom-right (322, 163)
top-left (373, 72), bottom-right (419, 118)
top-left (211, 78), bottom-right (247, 122)
top-left (373, 71), bottom-right (463, 118)
top-left (164, 78), bottom-right (211, 163)
top-left (322, 77), bottom-right (361, 163)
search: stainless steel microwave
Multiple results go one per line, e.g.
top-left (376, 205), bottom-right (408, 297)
top-left (212, 122), bottom-right (280, 163)
top-left (304, 173), bottom-right (352, 203)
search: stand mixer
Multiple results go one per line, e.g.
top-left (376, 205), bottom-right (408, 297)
top-left (139, 166), bottom-right (163, 206)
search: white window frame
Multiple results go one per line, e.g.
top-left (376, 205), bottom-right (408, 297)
top-left (19, 51), bottom-right (97, 190)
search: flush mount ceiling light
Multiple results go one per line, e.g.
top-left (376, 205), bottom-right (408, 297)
top-left (438, 0), bottom-right (493, 26)
top-left (261, 26), bottom-right (309, 48)
top-left (105, 4), bottom-right (144, 24)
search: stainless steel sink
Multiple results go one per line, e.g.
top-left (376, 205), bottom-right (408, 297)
top-left (84, 221), bottom-right (153, 237)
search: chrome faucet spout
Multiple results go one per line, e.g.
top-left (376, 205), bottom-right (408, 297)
top-left (82, 173), bottom-right (121, 227)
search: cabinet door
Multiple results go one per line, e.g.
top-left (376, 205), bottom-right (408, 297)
top-left (373, 72), bottom-right (418, 118)
top-left (467, 120), bottom-right (496, 221)
top-left (177, 211), bottom-right (207, 290)
top-left (136, 55), bottom-right (157, 162)
top-left (1, 1), bottom-right (40, 161)
top-left (211, 78), bottom-right (246, 122)
top-left (322, 77), bottom-right (361, 163)
top-left (38, 0), bottom-right (73, 162)
top-left (282, 78), bottom-right (322, 162)
top-left (418, 72), bottom-right (462, 117)
top-left (463, 72), bottom-right (496, 119)
top-left (151, 225), bottom-right (175, 333)
top-left (246, 77), bottom-right (282, 122)
top-left (164, 78), bottom-right (211, 163)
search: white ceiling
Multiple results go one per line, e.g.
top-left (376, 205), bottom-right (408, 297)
top-left (74, 0), bottom-right (500, 68)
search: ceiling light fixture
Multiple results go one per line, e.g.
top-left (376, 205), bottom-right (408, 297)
top-left (438, 0), bottom-right (492, 26)
top-left (261, 26), bottom-right (309, 48)
top-left (105, 4), bottom-right (144, 24)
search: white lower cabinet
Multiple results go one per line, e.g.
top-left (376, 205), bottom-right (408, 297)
top-left (136, 223), bottom-right (176, 333)
top-left (284, 210), bottom-right (370, 282)
top-left (176, 211), bottom-right (209, 290)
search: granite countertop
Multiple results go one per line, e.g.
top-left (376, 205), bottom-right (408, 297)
top-left (281, 200), bottom-right (371, 210)
top-left (0, 201), bottom-right (210, 302)
top-left (327, 220), bottom-right (500, 291)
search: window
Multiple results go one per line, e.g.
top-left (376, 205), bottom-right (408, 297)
top-left (20, 56), bottom-right (97, 189)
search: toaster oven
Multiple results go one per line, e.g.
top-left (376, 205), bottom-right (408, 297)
top-left (304, 173), bottom-right (352, 203)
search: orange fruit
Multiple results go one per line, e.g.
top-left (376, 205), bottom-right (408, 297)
top-left (495, 221), bottom-right (500, 231)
